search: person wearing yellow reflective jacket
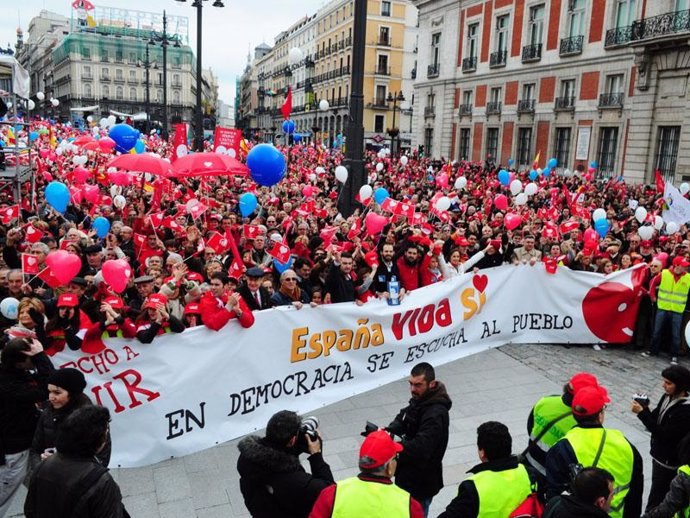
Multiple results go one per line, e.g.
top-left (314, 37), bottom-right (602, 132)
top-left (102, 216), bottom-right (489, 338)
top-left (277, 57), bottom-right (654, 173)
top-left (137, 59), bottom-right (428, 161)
top-left (642, 433), bottom-right (690, 518)
top-left (546, 385), bottom-right (643, 518)
top-left (438, 421), bottom-right (538, 518)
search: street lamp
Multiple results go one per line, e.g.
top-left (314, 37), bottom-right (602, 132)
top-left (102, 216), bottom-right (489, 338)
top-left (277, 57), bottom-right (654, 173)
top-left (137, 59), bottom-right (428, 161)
top-left (387, 91), bottom-right (405, 155)
top-left (175, 0), bottom-right (225, 151)
top-left (138, 43), bottom-right (156, 135)
top-left (148, 10), bottom-right (181, 139)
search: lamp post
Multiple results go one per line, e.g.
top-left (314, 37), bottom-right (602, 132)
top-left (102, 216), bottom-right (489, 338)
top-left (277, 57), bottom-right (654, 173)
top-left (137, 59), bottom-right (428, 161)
top-left (148, 10), bottom-right (181, 139)
top-left (386, 91), bottom-right (405, 155)
top-left (175, 0), bottom-right (225, 151)
top-left (139, 42), bottom-right (155, 135)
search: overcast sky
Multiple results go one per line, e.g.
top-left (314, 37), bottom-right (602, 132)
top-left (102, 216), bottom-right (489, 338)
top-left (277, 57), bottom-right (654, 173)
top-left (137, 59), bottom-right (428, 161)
top-left (0, 0), bottom-right (327, 106)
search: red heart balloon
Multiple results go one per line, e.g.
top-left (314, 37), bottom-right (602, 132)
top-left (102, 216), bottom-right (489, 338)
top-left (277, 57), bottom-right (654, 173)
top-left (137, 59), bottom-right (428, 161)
top-left (494, 194), bottom-right (509, 212)
top-left (102, 259), bottom-right (132, 293)
top-left (73, 166), bottom-right (90, 184)
top-left (45, 251), bottom-right (82, 285)
top-left (505, 213), bottom-right (522, 231)
top-left (365, 213), bottom-right (388, 236)
top-left (584, 228), bottom-right (599, 243)
top-left (83, 185), bottom-right (100, 204)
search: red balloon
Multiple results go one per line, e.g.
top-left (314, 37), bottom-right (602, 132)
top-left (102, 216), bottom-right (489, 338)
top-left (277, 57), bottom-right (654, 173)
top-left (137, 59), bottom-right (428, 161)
top-left (73, 166), bottom-right (90, 184)
top-left (505, 213), bottom-right (522, 231)
top-left (365, 213), bottom-right (388, 236)
top-left (83, 185), bottom-right (100, 204)
top-left (45, 251), bottom-right (82, 285)
top-left (102, 259), bottom-right (132, 293)
top-left (494, 194), bottom-right (508, 212)
top-left (584, 228), bottom-right (599, 243)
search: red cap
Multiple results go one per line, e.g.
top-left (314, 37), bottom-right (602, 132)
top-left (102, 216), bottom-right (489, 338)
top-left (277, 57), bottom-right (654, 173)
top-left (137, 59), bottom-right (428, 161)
top-left (103, 295), bottom-right (124, 309)
top-left (186, 271), bottom-right (204, 283)
top-left (572, 385), bottom-right (610, 416)
top-left (184, 303), bottom-right (201, 315)
top-left (673, 256), bottom-right (690, 267)
top-left (640, 240), bottom-right (653, 248)
top-left (359, 430), bottom-right (403, 469)
top-left (57, 294), bottom-right (79, 307)
top-left (568, 372), bottom-right (598, 394)
top-left (454, 236), bottom-right (469, 247)
top-left (144, 293), bottom-right (168, 309)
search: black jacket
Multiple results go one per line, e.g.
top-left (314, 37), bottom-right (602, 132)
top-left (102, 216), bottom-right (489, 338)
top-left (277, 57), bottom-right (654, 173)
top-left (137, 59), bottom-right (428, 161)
top-left (388, 381), bottom-right (452, 500)
top-left (438, 456), bottom-right (537, 518)
top-left (324, 263), bottom-right (355, 303)
top-left (0, 353), bottom-right (53, 460)
top-left (236, 435), bottom-right (334, 518)
top-left (238, 285), bottom-right (273, 311)
top-left (545, 423), bottom-right (643, 518)
top-left (373, 261), bottom-right (401, 294)
top-left (637, 394), bottom-right (690, 467)
top-left (544, 494), bottom-right (610, 518)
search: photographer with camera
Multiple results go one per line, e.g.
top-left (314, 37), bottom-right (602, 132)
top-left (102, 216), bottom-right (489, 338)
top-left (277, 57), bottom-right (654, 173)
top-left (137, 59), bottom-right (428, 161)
top-left (237, 410), bottom-right (334, 518)
top-left (632, 365), bottom-right (690, 511)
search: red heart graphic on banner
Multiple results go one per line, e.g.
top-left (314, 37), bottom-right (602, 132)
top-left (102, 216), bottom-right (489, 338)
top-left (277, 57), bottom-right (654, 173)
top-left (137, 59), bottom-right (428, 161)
top-left (220, 239), bottom-right (228, 247)
top-left (203, 161), bottom-right (213, 168)
top-left (27, 227), bottom-right (35, 235)
top-left (473, 274), bottom-right (488, 293)
top-left (27, 257), bottom-right (36, 266)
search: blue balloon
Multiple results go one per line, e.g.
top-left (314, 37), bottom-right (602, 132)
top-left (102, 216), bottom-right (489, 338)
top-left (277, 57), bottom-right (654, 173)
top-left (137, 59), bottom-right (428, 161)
top-left (548, 157), bottom-right (558, 169)
top-left (45, 181), bottom-right (70, 213)
top-left (373, 187), bottom-right (389, 205)
top-left (282, 120), bottom-right (295, 134)
top-left (239, 192), bottom-right (258, 217)
top-left (590, 160), bottom-right (598, 169)
top-left (274, 256), bottom-right (293, 274)
top-left (93, 217), bottom-right (111, 238)
top-left (543, 167), bottom-right (551, 178)
top-left (247, 144), bottom-right (286, 187)
top-left (507, 158), bottom-right (514, 166)
top-left (594, 218), bottom-right (610, 238)
top-left (529, 170), bottom-right (538, 181)
top-left (68, 137), bottom-right (75, 143)
top-left (109, 123), bottom-right (140, 153)
top-left (427, 174), bottom-right (434, 182)
top-left (29, 131), bottom-right (38, 142)
top-left (134, 139), bottom-right (145, 154)
top-left (498, 169), bottom-right (510, 186)
top-left (292, 133), bottom-right (302, 142)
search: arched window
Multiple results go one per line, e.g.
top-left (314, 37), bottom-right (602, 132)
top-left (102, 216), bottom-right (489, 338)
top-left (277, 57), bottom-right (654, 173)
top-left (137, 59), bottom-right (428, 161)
top-left (116, 86), bottom-right (123, 100)
top-left (129, 88), bottom-right (136, 101)
top-left (102, 85), bottom-right (109, 98)
top-left (84, 83), bottom-right (92, 98)
top-left (173, 90), bottom-right (180, 104)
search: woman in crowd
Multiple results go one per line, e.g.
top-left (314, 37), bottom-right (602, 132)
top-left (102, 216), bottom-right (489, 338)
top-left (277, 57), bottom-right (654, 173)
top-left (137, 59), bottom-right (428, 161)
top-left (135, 293), bottom-right (185, 343)
top-left (44, 294), bottom-right (83, 356)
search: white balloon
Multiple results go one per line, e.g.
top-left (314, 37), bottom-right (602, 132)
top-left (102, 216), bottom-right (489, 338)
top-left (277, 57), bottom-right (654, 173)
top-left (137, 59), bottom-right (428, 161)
top-left (51, 98), bottom-right (59, 107)
top-left (335, 165), bottom-right (348, 183)
top-left (36, 91), bottom-right (45, 101)
top-left (319, 99), bottom-right (329, 111)
top-left (635, 206), bottom-right (648, 224)
top-left (109, 185), bottom-right (120, 197)
top-left (54, 147), bottom-right (63, 156)
top-left (681, 183), bottom-right (690, 195)
top-left (400, 155), bottom-right (408, 166)
top-left (87, 115), bottom-right (94, 123)
top-left (359, 185), bottom-right (373, 201)
top-left (107, 115), bottom-right (116, 127)
top-left (288, 47), bottom-right (304, 66)
top-left (592, 208), bottom-right (607, 222)
top-left (77, 155), bottom-right (88, 165)
top-left (524, 182), bottom-right (538, 196)
top-left (509, 179), bottom-right (523, 196)
top-left (515, 193), bottom-right (528, 206)
top-left (435, 196), bottom-right (451, 212)
top-left (27, 100), bottom-right (35, 110)
top-left (113, 195), bottom-right (126, 209)
top-left (376, 162), bottom-right (384, 172)
top-left (315, 166), bottom-right (325, 175)
top-left (638, 226), bottom-right (654, 240)
top-left (454, 177), bottom-right (467, 190)
top-left (308, 173), bottom-right (316, 181)
top-left (99, 118), bottom-right (108, 128)
top-left (92, 126), bottom-right (100, 136)
top-left (685, 322), bottom-right (690, 349)
top-left (107, 167), bottom-right (118, 173)
top-left (654, 215), bottom-right (664, 231)
top-left (667, 221), bottom-right (680, 234)
top-left (0, 297), bottom-right (19, 320)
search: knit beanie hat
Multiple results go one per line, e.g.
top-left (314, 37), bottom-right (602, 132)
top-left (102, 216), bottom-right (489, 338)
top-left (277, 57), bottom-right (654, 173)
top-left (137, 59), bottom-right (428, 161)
top-left (662, 365), bottom-right (690, 393)
top-left (48, 368), bottom-right (87, 395)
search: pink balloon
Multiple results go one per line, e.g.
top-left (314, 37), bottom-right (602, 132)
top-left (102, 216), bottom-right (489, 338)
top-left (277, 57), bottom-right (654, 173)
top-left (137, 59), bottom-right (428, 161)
top-left (98, 137), bottom-right (116, 152)
top-left (302, 185), bottom-right (314, 197)
top-left (436, 173), bottom-right (449, 189)
top-left (584, 228), bottom-right (599, 242)
top-left (494, 194), bottom-right (508, 212)
top-left (83, 185), bottom-right (100, 204)
top-left (39, 149), bottom-right (49, 158)
top-left (45, 251), bottom-right (82, 285)
top-left (365, 213), bottom-right (388, 236)
top-left (110, 171), bottom-right (131, 186)
top-left (505, 213), bottom-right (522, 231)
top-left (73, 166), bottom-right (90, 184)
top-left (102, 259), bottom-right (132, 293)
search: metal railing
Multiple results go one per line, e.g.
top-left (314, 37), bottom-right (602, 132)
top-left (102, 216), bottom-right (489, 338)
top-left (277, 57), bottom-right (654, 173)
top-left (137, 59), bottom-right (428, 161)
top-left (486, 101), bottom-right (502, 115)
top-left (375, 66), bottom-right (391, 76)
top-left (378, 36), bottom-right (391, 46)
top-left (424, 106), bottom-right (435, 117)
top-left (598, 92), bottom-right (624, 108)
top-left (489, 50), bottom-right (507, 67)
top-left (372, 98), bottom-right (388, 108)
top-left (559, 35), bottom-right (584, 56)
top-left (517, 99), bottom-right (535, 113)
top-left (458, 103), bottom-right (472, 116)
top-left (427, 63), bottom-right (440, 78)
top-left (462, 56), bottom-right (477, 72)
top-left (554, 96), bottom-right (575, 110)
top-left (605, 26), bottom-right (633, 47)
top-left (521, 43), bottom-right (542, 62)
top-left (631, 9), bottom-right (690, 41)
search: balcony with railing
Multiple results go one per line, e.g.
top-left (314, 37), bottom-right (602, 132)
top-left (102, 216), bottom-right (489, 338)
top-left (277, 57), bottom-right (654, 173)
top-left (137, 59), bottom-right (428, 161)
top-left (424, 106), bottom-right (435, 117)
top-left (489, 50), bottom-right (507, 68)
top-left (517, 99), bottom-right (536, 114)
top-left (378, 36), bottom-right (391, 46)
top-left (486, 101), bottom-right (502, 115)
top-left (598, 92), bottom-right (624, 108)
top-left (374, 66), bottom-right (391, 76)
top-left (521, 43), bottom-right (542, 62)
top-left (113, 76), bottom-right (125, 84)
top-left (100, 75), bottom-right (111, 82)
top-left (554, 96), bottom-right (575, 111)
top-left (630, 8), bottom-right (690, 43)
top-left (605, 26), bottom-right (633, 47)
top-left (427, 63), bottom-right (440, 78)
top-left (371, 97), bottom-right (388, 109)
top-left (560, 35), bottom-right (584, 56)
top-left (462, 56), bottom-right (477, 72)
top-left (458, 103), bottom-right (472, 116)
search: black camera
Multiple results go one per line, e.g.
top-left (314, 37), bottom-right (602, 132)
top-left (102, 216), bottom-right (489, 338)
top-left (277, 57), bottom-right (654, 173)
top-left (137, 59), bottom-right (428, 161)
top-left (295, 416), bottom-right (320, 453)
top-left (361, 421), bottom-right (379, 437)
top-left (633, 393), bottom-right (650, 407)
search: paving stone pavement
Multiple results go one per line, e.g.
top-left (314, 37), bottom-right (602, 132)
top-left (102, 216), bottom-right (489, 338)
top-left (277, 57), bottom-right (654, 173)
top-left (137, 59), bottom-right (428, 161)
top-left (7, 343), bottom-right (672, 518)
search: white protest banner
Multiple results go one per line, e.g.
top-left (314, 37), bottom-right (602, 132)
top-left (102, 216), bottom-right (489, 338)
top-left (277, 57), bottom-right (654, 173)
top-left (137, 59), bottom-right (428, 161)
top-left (52, 264), bottom-right (645, 468)
top-left (663, 181), bottom-right (690, 224)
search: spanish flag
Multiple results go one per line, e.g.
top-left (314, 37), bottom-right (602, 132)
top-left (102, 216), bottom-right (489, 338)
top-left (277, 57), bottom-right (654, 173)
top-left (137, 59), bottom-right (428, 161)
top-left (7, 126), bottom-right (15, 146)
top-left (532, 151), bottom-right (541, 169)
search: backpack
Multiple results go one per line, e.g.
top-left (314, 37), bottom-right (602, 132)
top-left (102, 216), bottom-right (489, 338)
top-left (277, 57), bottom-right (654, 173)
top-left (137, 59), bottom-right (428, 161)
top-left (510, 492), bottom-right (544, 518)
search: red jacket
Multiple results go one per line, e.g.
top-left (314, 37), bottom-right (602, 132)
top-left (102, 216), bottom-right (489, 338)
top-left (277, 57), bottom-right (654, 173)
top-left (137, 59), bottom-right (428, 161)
top-left (308, 475), bottom-right (424, 518)
top-left (396, 255), bottom-right (431, 292)
top-left (199, 290), bottom-right (255, 330)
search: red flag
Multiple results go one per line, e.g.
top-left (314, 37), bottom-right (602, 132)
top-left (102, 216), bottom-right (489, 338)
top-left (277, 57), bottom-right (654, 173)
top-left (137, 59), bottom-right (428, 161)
top-left (225, 227), bottom-right (245, 279)
top-left (0, 205), bottom-right (20, 224)
top-left (148, 212), bottom-right (165, 227)
top-left (364, 250), bottom-right (379, 269)
top-left (243, 224), bottom-right (262, 240)
top-left (188, 201), bottom-right (208, 220)
top-left (381, 198), bottom-right (399, 213)
top-left (347, 218), bottom-right (362, 240)
top-left (206, 231), bottom-right (230, 253)
top-left (269, 241), bottom-right (291, 263)
top-left (133, 233), bottom-right (147, 248)
top-left (655, 169), bottom-right (665, 193)
top-left (37, 267), bottom-right (62, 288)
top-left (161, 217), bottom-right (184, 233)
top-left (281, 87), bottom-right (292, 120)
top-left (24, 225), bottom-right (44, 244)
top-left (171, 123), bottom-right (188, 163)
top-left (394, 201), bottom-right (415, 218)
top-left (22, 254), bottom-right (40, 275)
